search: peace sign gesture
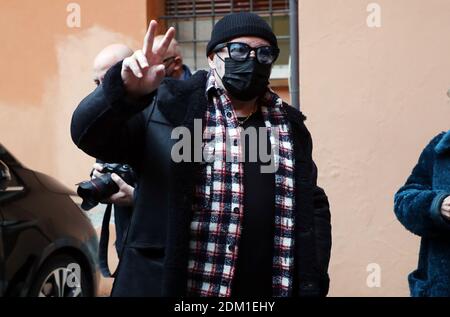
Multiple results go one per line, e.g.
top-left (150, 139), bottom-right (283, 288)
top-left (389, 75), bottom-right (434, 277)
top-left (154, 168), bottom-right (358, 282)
top-left (121, 20), bottom-right (176, 98)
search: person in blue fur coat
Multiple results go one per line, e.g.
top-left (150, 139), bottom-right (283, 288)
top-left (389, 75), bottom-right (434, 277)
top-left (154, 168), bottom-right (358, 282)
top-left (394, 131), bottom-right (450, 297)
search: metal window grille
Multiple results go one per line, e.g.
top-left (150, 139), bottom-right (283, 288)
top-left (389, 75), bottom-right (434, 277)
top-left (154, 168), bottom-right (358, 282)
top-left (161, 0), bottom-right (291, 71)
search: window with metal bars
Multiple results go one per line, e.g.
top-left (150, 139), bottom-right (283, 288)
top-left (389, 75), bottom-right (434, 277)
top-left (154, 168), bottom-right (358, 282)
top-left (160, 0), bottom-right (291, 78)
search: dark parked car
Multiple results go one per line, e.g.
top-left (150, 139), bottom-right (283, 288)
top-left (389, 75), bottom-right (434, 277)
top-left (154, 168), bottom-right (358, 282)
top-left (0, 143), bottom-right (99, 297)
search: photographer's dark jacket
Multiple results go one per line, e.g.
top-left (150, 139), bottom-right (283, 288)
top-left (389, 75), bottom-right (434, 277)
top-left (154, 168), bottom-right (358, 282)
top-left (71, 62), bottom-right (332, 297)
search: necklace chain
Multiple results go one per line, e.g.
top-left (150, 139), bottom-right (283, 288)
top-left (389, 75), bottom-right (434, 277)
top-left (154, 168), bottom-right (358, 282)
top-left (237, 105), bottom-right (258, 126)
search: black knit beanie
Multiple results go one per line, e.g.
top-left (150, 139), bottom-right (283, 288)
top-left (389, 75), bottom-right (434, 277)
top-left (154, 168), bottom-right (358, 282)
top-left (206, 12), bottom-right (278, 56)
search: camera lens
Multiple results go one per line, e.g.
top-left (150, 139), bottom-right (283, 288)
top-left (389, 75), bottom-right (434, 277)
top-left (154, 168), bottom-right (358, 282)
top-left (77, 174), bottom-right (120, 210)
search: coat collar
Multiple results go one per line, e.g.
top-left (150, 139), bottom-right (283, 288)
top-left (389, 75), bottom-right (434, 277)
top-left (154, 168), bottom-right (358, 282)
top-left (157, 70), bottom-right (208, 128)
top-left (435, 130), bottom-right (450, 155)
top-left (156, 70), bottom-right (307, 130)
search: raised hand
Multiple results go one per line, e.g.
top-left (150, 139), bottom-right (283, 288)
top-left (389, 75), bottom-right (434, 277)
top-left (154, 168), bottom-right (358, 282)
top-left (121, 20), bottom-right (176, 98)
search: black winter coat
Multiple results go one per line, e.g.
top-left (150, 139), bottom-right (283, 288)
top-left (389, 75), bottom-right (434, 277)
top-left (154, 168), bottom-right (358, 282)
top-left (71, 62), bottom-right (332, 297)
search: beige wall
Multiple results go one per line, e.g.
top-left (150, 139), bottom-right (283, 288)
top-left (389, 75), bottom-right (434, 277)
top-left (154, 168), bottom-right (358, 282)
top-left (299, 0), bottom-right (450, 296)
top-left (1, 0), bottom-right (450, 297)
top-left (0, 0), bottom-right (146, 187)
top-left (0, 1), bottom-right (148, 295)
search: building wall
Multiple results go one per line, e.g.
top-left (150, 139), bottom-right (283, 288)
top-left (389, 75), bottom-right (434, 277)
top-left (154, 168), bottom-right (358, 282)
top-left (299, 0), bottom-right (450, 296)
top-left (0, 0), bottom-right (148, 296)
top-left (0, 0), bottom-right (147, 188)
top-left (1, 0), bottom-right (450, 297)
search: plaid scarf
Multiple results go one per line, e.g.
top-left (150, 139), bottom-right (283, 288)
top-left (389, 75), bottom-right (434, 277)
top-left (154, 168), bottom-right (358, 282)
top-left (186, 72), bottom-right (296, 297)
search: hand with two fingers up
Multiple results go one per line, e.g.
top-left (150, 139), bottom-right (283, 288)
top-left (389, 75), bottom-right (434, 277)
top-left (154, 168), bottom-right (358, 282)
top-left (121, 20), bottom-right (176, 98)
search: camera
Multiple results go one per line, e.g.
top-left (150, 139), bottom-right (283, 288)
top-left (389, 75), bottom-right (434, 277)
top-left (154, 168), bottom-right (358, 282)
top-left (77, 163), bottom-right (135, 210)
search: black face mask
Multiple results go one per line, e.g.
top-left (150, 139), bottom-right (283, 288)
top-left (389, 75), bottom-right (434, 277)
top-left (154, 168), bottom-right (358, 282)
top-left (216, 57), bottom-right (271, 101)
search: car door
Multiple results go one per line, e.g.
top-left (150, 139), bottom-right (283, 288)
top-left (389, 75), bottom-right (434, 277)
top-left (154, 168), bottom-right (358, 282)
top-left (0, 159), bottom-right (26, 296)
top-left (0, 190), bottom-right (4, 296)
top-left (0, 159), bottom-right (38, 296)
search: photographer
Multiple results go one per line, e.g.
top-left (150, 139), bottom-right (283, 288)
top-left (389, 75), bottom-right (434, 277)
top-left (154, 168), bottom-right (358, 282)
top-left (89, 41), bottom-right (192, 256)
top-left (71, 13), bottom-right (331, 297)
top-left (91, 44), bottom-right (135, 257)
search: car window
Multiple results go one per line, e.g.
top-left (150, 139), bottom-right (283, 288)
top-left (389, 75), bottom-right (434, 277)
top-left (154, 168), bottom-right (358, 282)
top-left (0, 163), bottom-right (24, 194)
top-left (0, 165), bottom-right (25, 203)
top-left (4, 169), bottom-right (21, 189)
top-left (0, 144), bottom-right (20, 166)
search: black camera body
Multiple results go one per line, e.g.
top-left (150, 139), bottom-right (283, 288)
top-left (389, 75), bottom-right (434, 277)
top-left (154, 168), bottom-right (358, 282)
top-left (77, 163), bottom-right (135, 210)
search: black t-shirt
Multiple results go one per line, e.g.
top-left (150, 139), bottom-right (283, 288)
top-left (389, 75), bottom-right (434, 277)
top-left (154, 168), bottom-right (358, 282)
top-left (231, 110), bottom-right (275, 297)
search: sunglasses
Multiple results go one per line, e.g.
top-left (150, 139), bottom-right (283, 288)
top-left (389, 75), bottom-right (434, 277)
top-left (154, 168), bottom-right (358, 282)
top-left (163, 56), bottom-right (177, 65)
top-left (213, 42), bottom-right (280, 65)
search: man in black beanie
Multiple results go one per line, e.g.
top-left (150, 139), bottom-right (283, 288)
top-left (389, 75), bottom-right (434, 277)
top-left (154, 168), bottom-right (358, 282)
top-left (71, 12), bottom-right (331, 297)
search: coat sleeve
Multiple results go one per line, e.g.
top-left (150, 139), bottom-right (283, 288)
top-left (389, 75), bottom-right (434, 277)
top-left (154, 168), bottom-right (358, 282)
top-left (292, 109), bottom-right (332, 296)
top-left (311, 160), bottom-right (332, 296)
top-left (394, 132), bottom-right (450, 237)
top-left (70, 61), bottom-right (156, 166)
top-left (302, 120), bottom-right (331, 295)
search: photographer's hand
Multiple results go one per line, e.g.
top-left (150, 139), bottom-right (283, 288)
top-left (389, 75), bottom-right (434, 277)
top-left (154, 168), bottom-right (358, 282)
top-left (121, 20), bottom-right (176, 98)
top-left (441, 196), bottom-right (450, 221)
top-left (91, 163), bottom-right (135, 207)
top-left (91, 163), bottom-right (106, 179)
top-left (106, 173), bottom-right (135, 207)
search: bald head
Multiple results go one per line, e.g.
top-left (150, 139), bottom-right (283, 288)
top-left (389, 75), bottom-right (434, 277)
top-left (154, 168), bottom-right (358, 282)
top-left (93, 43), bottom-right (133, 85)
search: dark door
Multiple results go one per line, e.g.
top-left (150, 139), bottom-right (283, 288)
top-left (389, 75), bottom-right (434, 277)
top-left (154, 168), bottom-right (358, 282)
top-left (0, 193), bottom-right (4, 296)
top-left (0, 160), bottom-right (45, 296)
top-left (0, 159), bottom-right (27, 296)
